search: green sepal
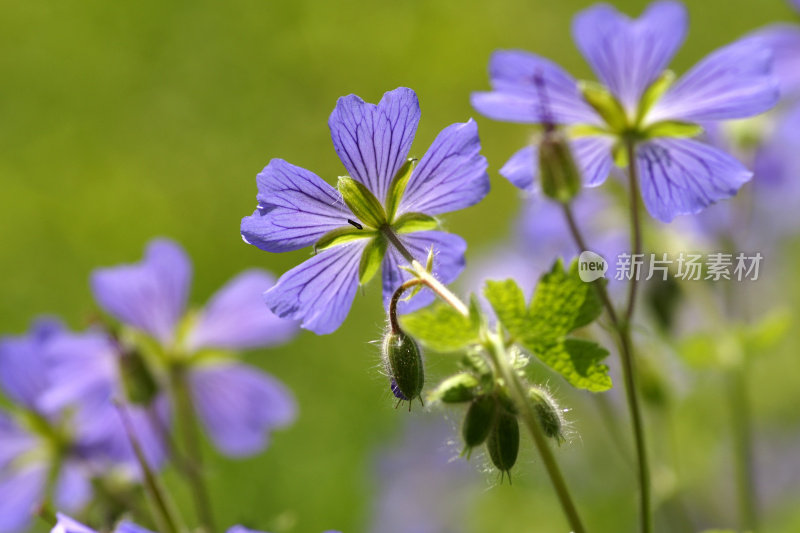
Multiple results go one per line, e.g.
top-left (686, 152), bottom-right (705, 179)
top-left (385, 158), bottom-right (416, 221)
top-left (337, 176), bottom-right (387, 229)
top-left (642, 120), bottom-right (703, 139)
top-left (483, 260), bottom-right (612, 392)
top-left (392, 212), bottom-right (438, 234)
top-left (568, 124), bottom-right (609, 138)
top-left (635, 70), bottom-right (675, 126)
top-left (358, 236), bottom-right (386, 285)
top-left (579, 81), bottom-right (629, 132)
top-left (314, 226), bottom-right (373, 252)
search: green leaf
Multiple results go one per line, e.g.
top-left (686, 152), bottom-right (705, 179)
top-left (358, 236), bottom-right (386, 285)
top-left (484, 260), bottom-right (611, 392)
top-left (740, 308), bottom-right (791, 354)
top-left (642, 120), bottom-right (703, 139)
top-left (484, 279), bottom-right (528, 335)
top-left (392, 212), bottom-right (438, 234)
top-left (401, 302), bottom-right (481, 352)
top-left (314, 226), bottom-right (373, 252)
top-left (337, 176), bottom-right (387, 229)
top-left (529, 260), bottom-right (603, 333)
top-left (579, 81), bottom-right (628, 132)
top-left (385, 158), bottom-right (415, 221)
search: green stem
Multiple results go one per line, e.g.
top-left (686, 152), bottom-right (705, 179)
top-left (383, 226), bottom-right (586, 532)
top-left (485, 332), bottom-right (587, 533)
top-left (624, 138), bottom-right (644, 324)
top-left (560, 140), bottom-right (652, 533)
top-left (115, 401), bottom-right (184, 533)
top-left (381, 226), bottom-right (469, 316)
top-left (171, 366), bottom-right (217, 533)
top-left (729, 356), bottom-right (758, 531)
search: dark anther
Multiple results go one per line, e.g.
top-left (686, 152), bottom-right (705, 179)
top-left (347, 219), bottom-right (363, 230)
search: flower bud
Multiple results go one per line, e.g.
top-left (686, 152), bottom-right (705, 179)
top-left (383, 330), bottom-right (424, 403)
top-left (529, 387), bottom-right (565, 444)
top-left (120, 349), bottom-right (159, 405)
top-left (487, 410), bottom-right (520, 478)
top-left (462, 395), bottom-right (496, 454)
top-left (430, 373), bottom-right (479, 404)
top-left (539, 131), bottom-right (581, 203)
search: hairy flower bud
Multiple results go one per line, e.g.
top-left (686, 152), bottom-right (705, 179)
top-left (120, 349), bottom-right (159, 405)
top-left (539, 131), bottom-right (581, 203)
top-left (430, 373), bottom-right (480, 404)
top-left (487, 410), bottom-right (520, 479)
top-left (529, 387), bottom-right (566, 444)
top-left (383, 330), bottom-right (424, 403)
top-left (462, 395), bottom-right (496, 455)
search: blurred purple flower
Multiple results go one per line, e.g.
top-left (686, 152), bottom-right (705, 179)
top-left (52, 513), bottom-right (340, 533)
top-left (472, 1), bottom-right (779, 222)
top-left (369, 417), bottom-right (478, 533)
top-left (0, 320), bottom-right (93, 533)
top-left (464, 190), bottom-right (627, 303)
top-left (38, 329), bottom-right (170, 473)
top-left (241, 87), bottom-right (489, 334)
top-left (90, 238), bottom-right (299, 457)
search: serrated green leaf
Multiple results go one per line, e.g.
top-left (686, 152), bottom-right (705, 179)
top-left (484, 279), bottom-right (528, 334)
top-left (484, 261), bottom-right (611, 391)
top-left (393, 212), bottom-right (438, 234)
top-left (337, 176), bottom-right (386, 229)
top-left (385, 158), bottom-right (415, 221)
top-left (358, 236), bottom-right (386, 285)
top-left (401, 302), bottom-right (481, 352)
top-left (314, 226), bottom-right (373, 252)
top-left (529, 260), bottom-right (603, 333)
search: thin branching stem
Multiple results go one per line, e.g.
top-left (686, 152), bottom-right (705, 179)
top-left (558, 137), bottom-right (652, 533)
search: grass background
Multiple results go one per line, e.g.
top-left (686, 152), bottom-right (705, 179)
top-left (2, 0), bottom-right (799, 532)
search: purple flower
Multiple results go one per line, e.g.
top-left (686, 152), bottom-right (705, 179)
top-left (0, 320), bottom-right (93, 533)
top-left (38, 329), bottom-right (170, 473)
top-left (89, 238), bottom-right (298, 457)
top-left (51, 513), bottom-right (339, 533)
top-left (241, 87), bottom-right (489, 334)
top-left (472, 1), bottom-right (779, 222)
top-left (369, 417), bottom-right (477, 533)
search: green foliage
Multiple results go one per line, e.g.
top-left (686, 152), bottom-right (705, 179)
top-left (400, 299), bottom-right (481, 353)
top-left (484, 260), bottom-right (612, 392)
top-left (677, 309), bottom-right (791, 370)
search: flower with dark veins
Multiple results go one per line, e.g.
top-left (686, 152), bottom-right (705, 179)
top-left (472, 0), bottom-right (779, 222)
top-left (241, 87), bottom-right (489, 334)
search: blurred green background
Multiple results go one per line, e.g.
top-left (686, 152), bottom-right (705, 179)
top-left (2, 1), bottom-right (800, 532)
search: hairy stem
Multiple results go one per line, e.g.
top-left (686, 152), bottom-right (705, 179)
top-left (384, 225), bottom-right (587, 531)
top-left (170, 366), bottom-right (216, 533)
top-left (381, 226), bottom-right (470, 316)
top-left (485, 332), bottom-right (587, 533)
